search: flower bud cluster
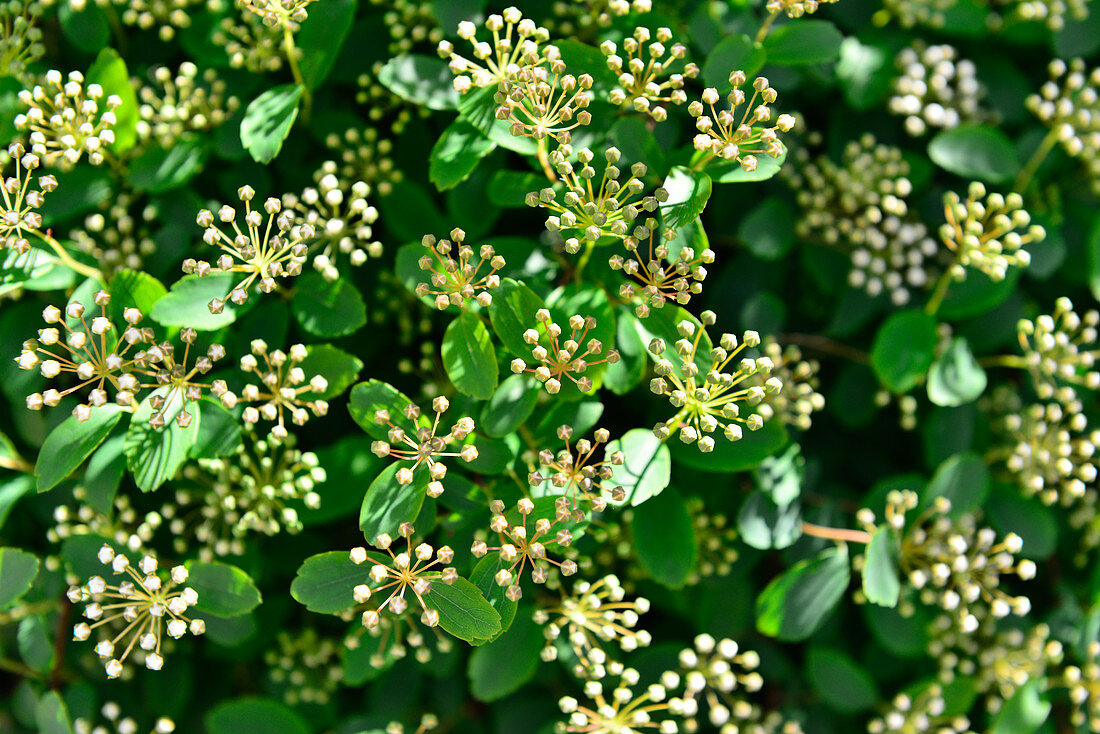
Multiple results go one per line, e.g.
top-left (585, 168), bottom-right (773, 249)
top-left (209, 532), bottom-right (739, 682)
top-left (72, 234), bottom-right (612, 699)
top-left (601, 27), bottom-right (699, 122)
top-left (369, 396), bottom-right (477, 496)
top-left (283, 162), bottom-right (383, 280)
top-left (548, 0), bottom-right (652, 36)
top-left (688, 71), bottom-right (795, 173)
top-left (16, 69), bottom-right (121, 169)
top-left (789, 134), bottom-right (938, 306)
top-left (676, 633), bottom-right (772, 733)
top-left (68, 546), bottom-right (205, 679)
top-left (214, 12), bottom-right (286, 72)
top-left (685, 497), bottom-right (739, 583)
top-left (0, 0), bottom-right (44, 82)
top-left (241, 0), bottom-right (314, 27)
top-left (325, 127), bottom-right (401, 196)
top-left (750, 338), bottom-right (825, 431)
top-left (527, 145), bottom-right (665, 253)
top-left (1013, 0), bottom-right (1089, 30)
top-left (889, 43), bottom-right (985, 137)
top-left (69, 193), bottom-right (157, 275)
top-left (369, 0), bottom-right (444, 55)
top-left (265, 629), bottom-right (342, 705)
top-left (1027, 59), bottom-right (1100, 193)
top-left (868, 683), bottom-right (972, 734)
top-left (226, 340), bottom-right (329, 441)
top-left (472, 497), bottom-right (579, 600)
top-left (534, 574), bottom-right (651, 678)
top-left (511, 310), bottom-right (620, 394)
top-left (170, 429), bottom-right (326, 560)
top-left (115, 0), bottom-right (205, 42)
top-left (19, 294), bottom-right (225, 427)
top-left (940, 182), bottom-right (1043, 282)
top-left (137, 62), bottom-right (239, 147)
top-left (1063, 641), bottom-right (1100, 732)
top-left (1018, 297), bottom-right (1100, 403)
top-left (437, 7), bottom-right (551, 92)
top-left (342, 605), bottom-right (454, 669)
top-left (0, 142), bottom-right (54, 254)
top-left (648, 313), bottom-right (781, 452)
top-left (766, 0), bottom-right (838, 17)
top-left (610, 222), bottom-right (714, 317)
top-left (496, 48), bottom-right (594, 142)
top-left (349, 522), bottom-right (457, 629)
top-left (529, 425), bottom-right (625, 513)
top-left (416, 227), bottom-right (505, 310)
top-left (558, 665), bottom-right (682, 734)
top-left (185, 185), bottom-right (314, 312)
top-left (857, 490), bottom-right (1035, 635)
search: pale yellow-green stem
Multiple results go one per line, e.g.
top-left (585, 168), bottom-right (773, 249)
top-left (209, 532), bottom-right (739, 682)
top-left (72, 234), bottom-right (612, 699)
top-left (800, 521), bottom-right (872, 544)
top-left (1014, 127), bottom-right (1060, 195)
top-left (30, 228), bottom-right (103, 282)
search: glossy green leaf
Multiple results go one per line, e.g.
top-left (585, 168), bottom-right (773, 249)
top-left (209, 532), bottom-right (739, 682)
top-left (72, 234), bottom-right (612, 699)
top-left (296, 0), bottom-right (357, 87)
top-left (605, 429), bottom-right (671, 507)
top-left (35, 691), bottom-right (73, 734)
top-left (469, 554), bottom-right (518, 641)
top-left (205, 698), bottom-right (309, 734)
top-left (291, 272), bottom-right (367, 337)
top-left (86, 48), bottom-right (138, 151)
top-left (424, 577), bottom-right (502, 644)
top-left (124, 387), bottom-right (201, 493)
top-left (669, 421), bottom-right (789, 472)
top-left (443, 312), bottom-right (498, 400)
top-left (807, 647), bottom-right (879, 713)
top-left (359, 463), bottom-right (427, 541)
top-left (298, 344), bottom-right (363, 400)
top-left (150, 273), bottom-right (253, 331)
top-left (871, 310), bottom-right (938, 393)
top-left (756, 545), bottom-right (850, 641)
top-left (468, 611), bottom-right (542, 701)
top-left (923, 452), bottom-right (990, 517)
top-left (291, 550), bottom-right (377, 614)
top-left (377, 55), bottom-right (459, 110)
top-left (129, 137), bottom-right (208, 193)
top-left (989, 678), bottom-right (1051, 734)
top-left (36, 404), bottom-right (124, 493)
top-left (928, 125), bottom-right (1021, 184)
top-left (480, 374), bottom-right (538, 437)
top-left (762, 20), bottom-right (843, 66)
top-left (0, 548), bottom-right (39, 607)
top-left (862, 528), bottom-right (901, 607)
top-left (240, 84), bottom-right (303, 164)
top-left (348, 379), bottom-right (425, 441)
top-left (738, 491), bottom-right (802, 550)
top-left (702, 34), bottom-right (766, 87)
top-left (927, 337), bottom-right (987, 407)
top-left (659, 166), bottom-right (712, 230)
top-left (430, 119), bottom-right (497, 190)
top-left (186, 561), bottom-right (262, 618)
top-left (488, 278), bottom-right (547, 358)
top-left (631, 487), bottom-right (696, 588)
top-left (107, 269), bottom-right (166, 327)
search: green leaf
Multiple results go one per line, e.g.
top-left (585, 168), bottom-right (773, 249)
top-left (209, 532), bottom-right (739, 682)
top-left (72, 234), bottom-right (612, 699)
top-left (928, 125), bottom-right (1021, 184)
top-left (806, 647), bottom-right (879, 714)
top-left (36, 404), bottom-right (124, 493)
top-left (985, 483), bottom-right (1058, 560)
top-left (348, 379), bottom-right (425, 441)
top-left (468, 611), bottom-right (542, 701)
top-left (835, 38), bottom-right (891, 110)
top-left (755, 443), bottom-right (803, 505)
top-left (296, 0), bottom-right (356, 87)
top-left (429, 120), bottom-right (497, 191)
top-left (659, 166), bottom-right (712, 230)
top-left (359, 463), bottom-right (427, 541)
top-left (756, 545), bottom-right (850, 641)
top-left (377, 55), bottom-right (459, 110)
top-left (739, 198), bottom-right (795, 260)
top-left (927, 337), bottom-right (987, 407)
top-left (290, 272), bottom-right (367, 337)
top-left (862, 528), bottom-right (901, 607)
top-left (59, 4), bottom-right (109, 54)
top-left (107, 269), bottom-right (166, 327)
top-left (443, 312), bottom-right (498, 400)
top-left (185, 561), bottom-right (262, 618)
top-left (488, 278), bottom-right (548, 358)
top-left (0, 476), bottom-right (34, 532)
top-left (425, 577), bottom-right (502, 644)
top-left (150, 273), bottom-right (253, 330)
top-left (205, 698), bottom-right (309, 734)
top-left (60, 534), bottom-right (114, 581)
top-left (86, 48), bottom-right (138, 151)
top-left (298, 344), bottom-right (363, 400)
top-left (291, 551), bottom-right (375, 614)
top-left (923, 452), bottom-right (990, 517)
top-left (871, 309), bottom-right (938, 393)
top-left (738, 491), bottom-right (802, 550)
top-left (710, 142), bottom-right (788, 183)
top-left (669, 421), bottom-right (789, 472)
top-left (129, 137), bottom-right (208, 193)
top-left (124, 387), bottom-right (201, 492)
top-left (0, 548), bottom-right (39, 607)
top-left (469, 555), bottom-right (517, 641)
top-left (989, 678), bottom-right (1051, 734)
top-left (188, 399), bottom-right (242, 460)
top-left (762, 20), bottom-right (843, 66)
top-left (18, 615), bottom-right (52, 672)
top-left (702, 34), bottom-right (766, 87)
top-left (631, 487), bottom-right (696, 588)
top-left (480, 374), bottom-right (538, 437)
top-left (488, 170), bottom-right (545, 208)
top-left (240, 84), bottom-right (303, 164)
top-left (35, 691), bottom-right (73, 734)
top-left (606, 429), bottom-right (671, 507)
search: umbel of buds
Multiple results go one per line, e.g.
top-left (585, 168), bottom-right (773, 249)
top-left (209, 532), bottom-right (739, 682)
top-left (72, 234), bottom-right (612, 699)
top-left (601, 27), bottom-right (699, 122)
top-left (349, 523), bottom-right (458, 629)
top-left (648, 312), bottom-right (782, 452)
top-left (437, 7), bottom-right (551, 92)
top-left (69, 545), bottom-right (205, 679)
top-left (471, 497), bottom-right (578, 601)
top-left (610, 222), bottom-right (715, 317)
top-left (369, 396), bottom-right (478, 496)
top-left (416, 228), bottom-right (505, 310)
top-left (939, 182), bottom-right (1043, 282)
top-left (511, 310), bottom-right (620, 394)
top-left (688, 71), bottom-right (795, 173)
top-left (1017, 297), bottom-right (1100, 403)
top-left (496, 46), bottom-right (594, 143)
top-left (0, 142), bottom-right (56, 254)
top-left (529, 425), bottom-right (626, 513)
top-left (16, 69), bottom-right (121, 169)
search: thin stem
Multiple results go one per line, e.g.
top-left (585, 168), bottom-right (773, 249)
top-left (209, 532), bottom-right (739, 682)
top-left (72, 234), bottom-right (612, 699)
top-left (754, 8), bottom-right (782, 43)
top-left (801, 521), bottom-right (872, 545)
top-left (537, 137), bottom-right (556, 182)
top-left (50, 596), bottom-right (71, 689)
top-left (0, 450), bottom-right (33, 474)
top-left (977, 354), bottom-right (1029, 369)
top-left (923, 266), bottom-right (954, 317)
top-left (283, 26), bottom-right (312, 119)
top-left (30, 228), bottom-right (103, 281)
top-left (778, 333), bottom-right (871, 365)
top-left (573, 239), bottom-right (596, 283)
top-left (0, 657), bottom-right (43, 679)
top-left (1014, 128), bottom-right (1059, 195)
